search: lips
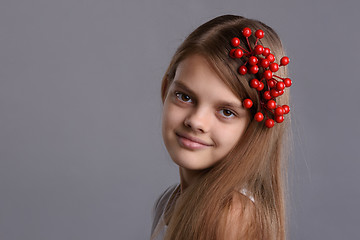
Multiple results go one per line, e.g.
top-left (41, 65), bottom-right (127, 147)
top-left (175, 132), bottom-right (213, 150)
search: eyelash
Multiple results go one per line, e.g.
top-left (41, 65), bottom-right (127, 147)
top-left (219, 109), bottom-right (236, 118)
top-left (175, 92), bottom-right (192, 103)
top-left (174, 91), bottom-right (237, 119)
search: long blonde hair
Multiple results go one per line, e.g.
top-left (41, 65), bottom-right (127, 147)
top-left (156, 15), bottom-right (290, 240)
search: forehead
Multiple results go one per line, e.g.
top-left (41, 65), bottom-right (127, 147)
top-left (173, 55), bottom-right (242, 106)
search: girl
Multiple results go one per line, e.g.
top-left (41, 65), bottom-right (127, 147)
top-left (151, 14), bottom-right (292, 240)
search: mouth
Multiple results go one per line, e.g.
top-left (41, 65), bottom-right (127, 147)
top-left (175, 132), bottom-right (213, 150)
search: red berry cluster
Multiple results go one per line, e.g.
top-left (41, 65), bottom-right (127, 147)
top-left (229, 27), bottom-right (292, 128)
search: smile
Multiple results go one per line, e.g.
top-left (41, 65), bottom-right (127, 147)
top-left (176, 133), bottom-right (213, 150)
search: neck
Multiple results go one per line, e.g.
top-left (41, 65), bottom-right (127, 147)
top-left (179, 167), bottom-right (203, 193)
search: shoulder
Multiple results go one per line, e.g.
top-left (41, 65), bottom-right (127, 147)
top-left (229, 190), bottom-right (256, 221)
top-left (151, 184), bottom-right (179, 234)
top-left (218, 191), bottom-right (256, 239)
top-left (153, 184), bottom-right (179, 213)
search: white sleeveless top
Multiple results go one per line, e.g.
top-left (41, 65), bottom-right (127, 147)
top-left (150, 184), bottom-right (254, 240)
top-left (151, 184), bottom-right (179, 240)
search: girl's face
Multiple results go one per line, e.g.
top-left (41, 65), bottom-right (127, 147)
top-left (162, 54), bottom-right (250, 171)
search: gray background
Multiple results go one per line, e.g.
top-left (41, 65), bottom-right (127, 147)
top-left (0, 0), bottom-right (359, 239)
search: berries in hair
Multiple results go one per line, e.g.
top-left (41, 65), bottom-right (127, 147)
top-left (250, 78), bottom-right (260, 88)
top-left (249, 56), bottom-right (258, 65)
top-left (264, 70), bottom-right (273, 80)
top-left (238, 66), bottom-right (247, 75)
top-left (249, 65), bottom-right (259, 74)
top-left (280, 56), bottom-right (290, 66)
top-left (234, 49), bottom-right (244, 58)
top-left (270, 89), bottom-right (279, 97)
top-left (268, 79), bottom-right (276, 89)
top-left (284, 78), bottom-right (292, 87)
top-left (266, 100), bottom-right (277, 110)
top-left (270, 63), bottom-right (279, 72)
top-left (267, 54), bottom-right (275, 63)
top-left (255, 29), bottom-right (264, 39)
top-left (254, 45), bottom-right (264, 55)
top-left (229, 49), bottom-right (236, 58)
top-left (229, 27), bottom-right (293, 128)
top-left (263, 91), bottom-right (272, 100)
top-left (265, 119), bottom-right (275, 128)
top-left (275, 115), bottom-right (284, 123)
top-left (243, 99), bottom-right (253, 109)
top-left (276, 82), bottom-right (285, 91)
top-left (255, 112), bottom-right (264, 122)
top-left (262, 48), bottom-right (271, 56)
top-left (275, 106), bottom-right (284, 116)
top-left (231, 37), bottom-right (240, 47)
top-left (256, 82), bottom-right (264, 91)
top-left (260, 59), bottom-right (270, 68)
top-left (242, 27), bottom-right (252, 37)
top-left (282, 105), bottom-right (290, 114)
top-left (266, 100), bottom-right (276, 110)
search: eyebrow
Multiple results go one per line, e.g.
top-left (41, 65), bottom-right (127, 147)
top-left (173, 81), bottom-right (196, 96)
top-left (173, 81), bottom-right (244, 110)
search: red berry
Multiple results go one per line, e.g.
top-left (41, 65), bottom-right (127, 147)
top-left (282, 105), bottom-right (290, 114)
top-left (276, 82), bottom-right (285, 91)
top-left (275, 115), bottom-right (284, 123)
top-left (266, 100), bottom-right (276, 109)
top-left (255, 29), bottom-right (264, 39)
top-left (229, 49), bottom-right (236, 58)
top-left (264, 70), bottom-right (273, 80)
top-left (243, 99), bottom-right (253, 109)
top-left (280, 56), bottom-right (290, 66)
top-left (265, 119), bottom-right (275, 128)
top-left (254, 45), bottom-right (264, 55)
top-left (278, 90), bottom-right (284, 95)
top-left (254, 112), bottom-right (264, 122)
top-left (238, 66), bottom-right (247, 75)
top-left (250, 78), bottom-right (260, 88)
top-left (284, 78), bottom-right (292, 87)
top-left (256, 82), bottom-right (264, 91)
top-left (249, 65), bottom-right (259, 74)
top-left (270, 89), bottom-right (279, 97)
top-left (260, 59), bottom-right (270, 68)
top-left (262, 48), bottom-right (270, 56)
top-left (242, 27), bottom-right (252, 37)
top-left (231, 37), bottom-right (240, 47)
top-left (263, 91), bottom-right (272, 100)
top-left (270, 63), bottom-right (279, 72)
top-left (267, 54), bottom-right (275, 63)
top-left (275, 106), bottom-right (284, 116)
top-left (234, 49), bottom-right (244, 58)
top-left (268, 79), bottom-right (276, 88)
top-left (249, 56), bottom-right (258, 65)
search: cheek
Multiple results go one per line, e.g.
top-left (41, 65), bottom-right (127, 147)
top-left (216, 129), bottom-right (239, 148)
top-left (214, 122), bottom-right (247, 150)
top-left (162, 99), bottom-right (184, 131)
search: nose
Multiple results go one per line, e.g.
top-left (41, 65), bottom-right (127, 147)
top-left (184, 108), bottom-right (210, 133)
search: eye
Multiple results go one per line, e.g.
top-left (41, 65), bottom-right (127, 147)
top-left (175, 92), bottom-right (192, 103)
top-left (219, 109), bottom-right (236, 118)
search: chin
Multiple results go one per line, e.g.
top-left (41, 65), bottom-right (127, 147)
top-left (170, 150), bottom-right (215, 171)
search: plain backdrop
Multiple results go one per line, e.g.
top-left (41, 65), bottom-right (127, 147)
top-left (1, 0), bottom-right (359, 239)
